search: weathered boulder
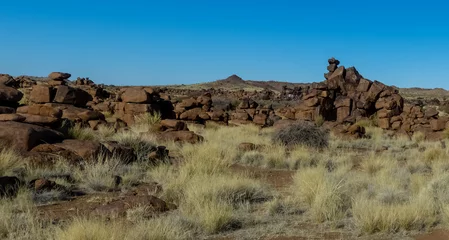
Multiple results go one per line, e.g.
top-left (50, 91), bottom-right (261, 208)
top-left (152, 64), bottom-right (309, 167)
top-left (30, 85), bottom-right (52, 103)
top-left (53, 86), bottom-right (92, 106)
top-left (179, 108), bottom-right (202, 121)
top-left (0, 86), bottom-right (23, 103)
top-left (17, 105), bottom-right (62, 118)
top-left (0, 114), bottom-right (26, 122)
top-left (48, 72), bottom-right (71, 80)
top-left (160, 119), bottom-right (188, 131)
top-left (0, 121), bottom-right (64, 151)
top-left (55, 140), bottom-right (111, 161)
top-left (121, 88), bottom-right (151, 103)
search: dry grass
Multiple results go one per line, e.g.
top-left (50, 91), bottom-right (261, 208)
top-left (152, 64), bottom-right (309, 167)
top-left (0, 148), bottom-right (24, 176)
top-left (6, 121), bottom-right (449, 239)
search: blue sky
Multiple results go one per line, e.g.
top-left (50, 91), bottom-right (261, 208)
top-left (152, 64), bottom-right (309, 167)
top-left (1, 1), bottom-right (448, 88)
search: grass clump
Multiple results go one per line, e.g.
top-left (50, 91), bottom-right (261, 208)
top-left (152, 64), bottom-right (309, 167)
top-left (68, 124), bottom-right (96, 140)
top-left (291, 167), bottom-right (350, 222)
top-left (272, 121), bottom-right (329, 149)
top-left (0, 148), bottom-right (23, 176)
top-left (131, 112), bottom-right (162, 133)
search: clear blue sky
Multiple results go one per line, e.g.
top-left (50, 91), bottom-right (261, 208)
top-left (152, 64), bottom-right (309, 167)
top-left (1, 0), bottom-right (448, 88)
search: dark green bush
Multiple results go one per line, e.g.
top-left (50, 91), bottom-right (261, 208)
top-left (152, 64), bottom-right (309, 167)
top-left (272, 121), bottom-right (329, 149)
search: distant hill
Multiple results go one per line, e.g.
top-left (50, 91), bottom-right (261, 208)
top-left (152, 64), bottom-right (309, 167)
top-left (165, 74), bottom-right (312, 92)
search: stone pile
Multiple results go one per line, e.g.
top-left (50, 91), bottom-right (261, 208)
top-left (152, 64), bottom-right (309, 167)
top-left (112, 87), bottom-right (175, 126)
top-left (275, 58), bottom-right (449, 139)
top-left (174, 93), bottom-right (229, 124)
top-left (231, 98), bottom-right (277, 126)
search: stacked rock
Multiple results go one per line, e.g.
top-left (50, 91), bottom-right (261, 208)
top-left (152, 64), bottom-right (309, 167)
top-left (174, 93), bottom-right (228, 124)
top-left (230, 98), bottom-right (275, 126)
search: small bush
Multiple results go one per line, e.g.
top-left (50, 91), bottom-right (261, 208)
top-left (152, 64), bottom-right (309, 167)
top-left (272, 122), bottom-right (329, 149)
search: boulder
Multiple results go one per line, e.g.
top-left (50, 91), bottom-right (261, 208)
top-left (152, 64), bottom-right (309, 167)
top-left (378, 118), bottom-right (390, 129)
top-left (327, 66), bottom-right (345, 90)
top-left (430, 119), bottom-right (446, 131)
top-left (179, 108), bottom-right (202, 121)
top-left (160, 119), bottom-right (188, 131)
top-left (337, 107), bottom-right (351, 123)
top-left (253, 114), bottom-right (268, 125)
top-left (121, 88), bottom-right (151, 103)
top-left (55, 140), bottom-right (110, 161)
top-left (425, 108), bottom-right (439, 118)
top-left (48, 72), bottom-right (71, 80)
top-left (30, 85), bottom-right (52, 103)
top-left (19, 114), bottom-right (60, 126)
top-left (356, 78), bottom-right (372, 92)
top-left (178, 98), bottom-right (197, 109)
top-left (0, 114), bottom-right (26, 122)
top-left (0, 74), bottom-right (14, 86)
top-left (334, 96), bottom-right (352, 108)
top-left (17, 105), bottom-right (62, 118)
top-left (0, 86), bottom-right (23, 103)
top-left (53, 86), bottom-right (92, 106)
top-left (0, 121), bottom-right (64, 151)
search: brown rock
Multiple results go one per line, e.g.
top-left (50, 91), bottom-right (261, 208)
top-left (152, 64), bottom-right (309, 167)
top-left (178, 98), bottom-right (197, 109)
top-left (160, 119), bottom-right (188, 131)
top-left (233, 112), bottom-right (250, 121)
top-left (19, 114), bottom-right (59, 125)
top-left (425, 108), bottom-right (439, 118)
top-left (0, 121), bottom-right (64, 151)
top-left (304, 97), bottom-right (319, 107)
top-left (0, 86), bottom-right (23, 103)
top-left (430, 119), bottom-right (446, 131)
top-left (378, 118), bottom-right (390, 129)
top-left (345, 67), bottom-right (362, 83)
top-left (327, 63), bottom-right (338, 72)
top-left (30, 85), bottom-right (52, 103)
top-left (53, 86), bottom-right (91, 106)
top-left (198, 111), bottom-right (211, 120)
top-left (334, 96), bottom-right (352, 108)
top-left (367, 81), bottom-right (385, 101)
top-left (0, 74), bottom-right (14, 86)
top-left (17, 105), bottom-right (62, 118)
top-left (357, 78), bottom-right (372, 92)
top-left (337, 107), bottom-right (351, 123)
top-left (55, 140), bottom-right (111, 161)
top-left (179, 108), bottom-right (202, 121)
top-left (327, 66), bottom-right (345, 90)
top-left (0, 114), bottom-right (26, 122)
top-left (121, 88), bottom-right (151, 103)
top-left (391, 121), bottom-right (401, 130)
top-left (77, 110), bottom-right (105, 122)
top-left (48, 72), bottom-right (71, 80)
top-left (253, 114), bottom-right (268, 125)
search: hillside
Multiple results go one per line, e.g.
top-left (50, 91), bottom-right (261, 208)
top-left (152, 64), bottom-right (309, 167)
top-left (165, 74), bottom-right (311, 92)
